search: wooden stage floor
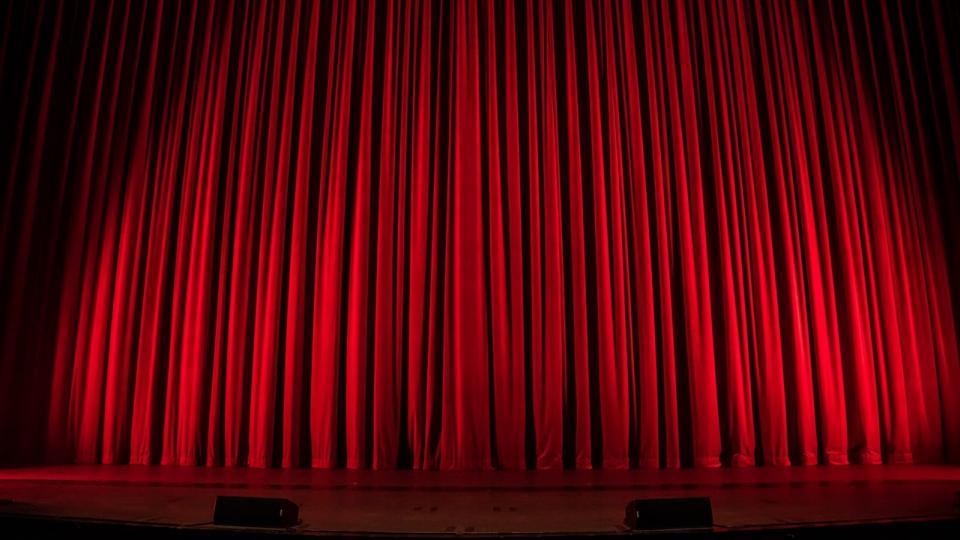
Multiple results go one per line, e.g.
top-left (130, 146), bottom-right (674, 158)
top-left (1, 464), bottom-right (959, 536)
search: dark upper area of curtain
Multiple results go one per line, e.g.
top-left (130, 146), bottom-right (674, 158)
top-left (1, 0), bottom-right (960, 469)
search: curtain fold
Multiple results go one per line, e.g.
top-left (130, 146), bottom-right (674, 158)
top-left (1, 0), bottom-right (959, 469)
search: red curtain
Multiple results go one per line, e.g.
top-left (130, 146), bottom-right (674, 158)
top-left (1, 0), bottom-right (960, 469)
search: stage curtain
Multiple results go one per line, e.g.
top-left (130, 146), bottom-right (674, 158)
top-left (1, 0), bottom-right (960, 469)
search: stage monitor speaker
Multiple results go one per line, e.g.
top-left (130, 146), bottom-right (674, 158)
top-left (213, 495), bottom-right (299, 528)
top-left (624, 496), bottom-right (713, 530)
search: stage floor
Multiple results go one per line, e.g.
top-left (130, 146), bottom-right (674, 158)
top-left (1, 465), bottom-right (959, 535)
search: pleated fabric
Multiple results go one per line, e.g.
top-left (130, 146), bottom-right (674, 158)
top-left (1, 0), bottom-right (960, 469)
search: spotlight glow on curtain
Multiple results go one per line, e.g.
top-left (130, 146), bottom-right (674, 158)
top-left (1, 0), bottom-right (959, 469)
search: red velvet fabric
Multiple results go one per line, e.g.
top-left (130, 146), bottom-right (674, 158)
top-left (1, 0), bottom-right (959, 469)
